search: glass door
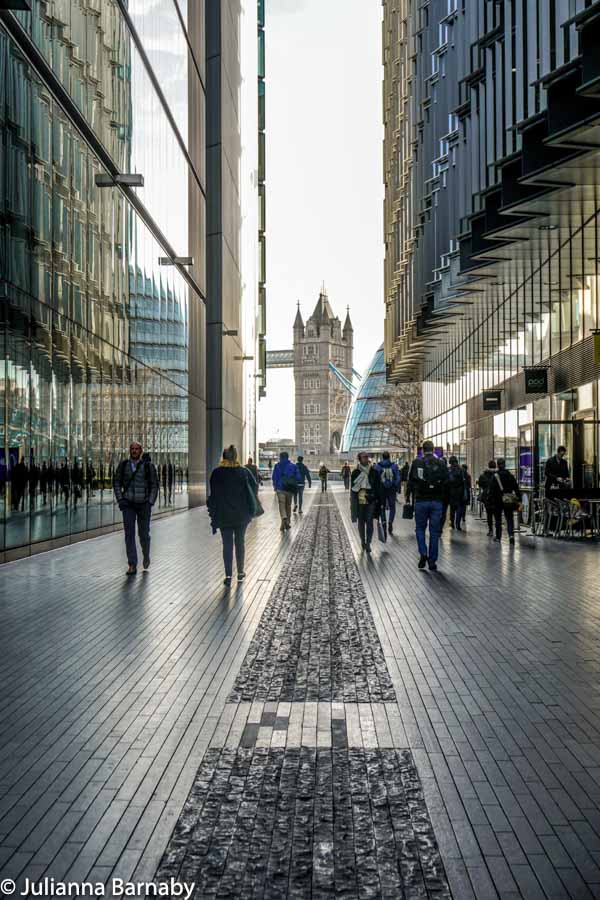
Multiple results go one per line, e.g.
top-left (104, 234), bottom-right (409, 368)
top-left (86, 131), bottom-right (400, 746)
top-left (535, 420), bottom-right (600, 491)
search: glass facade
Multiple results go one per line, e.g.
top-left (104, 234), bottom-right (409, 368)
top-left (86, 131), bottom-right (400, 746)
top-left (341, 346), bottom-right (420, 459)
top-left (383, 0), bottom-right (600, 493)
top-left (0, 1), bottom-right (207, 557)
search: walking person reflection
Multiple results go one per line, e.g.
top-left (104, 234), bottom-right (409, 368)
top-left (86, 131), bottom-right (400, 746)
top-left (114, 442), bottom-right (159, 575)
top-left (209, 445), bottom-right (261, 587)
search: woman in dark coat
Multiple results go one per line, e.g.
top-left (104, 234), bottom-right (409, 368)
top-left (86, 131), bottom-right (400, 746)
top-left (350, 452), bottom-right (383, 553)
top-left (447, 456), bottom-right (467, 531)
top-left (208, 445), bottom-right (257, 586)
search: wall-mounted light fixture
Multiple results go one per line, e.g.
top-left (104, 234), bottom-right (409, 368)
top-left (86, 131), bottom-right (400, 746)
top-left (223, 329), bottom-right (238, 336)
top-left (95, 173), bottom-right (145, 188)
top-left (158, 257), bottom-right (194, 266)
top-left (234, 355), bottom-right (254, 361)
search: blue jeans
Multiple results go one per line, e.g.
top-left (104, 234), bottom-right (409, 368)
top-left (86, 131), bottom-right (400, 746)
top-left (295, 485), bottom-right (305, 511)
top-left (220, 523), bottom-right (248, 577)
top-left (121, 501), bottom-right (151, 567)
top-left (381, 491), bottom-right (397, 527)
top-left (415, 500), bottom-right (443, 562)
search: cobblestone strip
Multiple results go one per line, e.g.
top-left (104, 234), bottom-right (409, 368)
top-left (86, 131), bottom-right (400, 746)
top-left (155, 746), bottom-right (452, 900)
top-left (229, 498), bottom-right (396, 703)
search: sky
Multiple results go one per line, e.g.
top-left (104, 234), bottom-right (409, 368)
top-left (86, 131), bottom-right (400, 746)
top-left (257, 0), bottom-right (384, 442)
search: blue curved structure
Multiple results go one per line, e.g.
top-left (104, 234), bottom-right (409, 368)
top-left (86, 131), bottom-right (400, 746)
top-left (341, 345), bottom-right (408, 456)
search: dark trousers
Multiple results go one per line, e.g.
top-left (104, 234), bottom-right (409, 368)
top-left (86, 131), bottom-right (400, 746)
top-left (220, 523), bottom-right (248, 577)
top-left (343, 479), bottom-right (350, 491)
top-left (493, 506), bottom-right (514, 539)
top-left (122, 501), bottom-right (151, 566)
top-left (321, 479), bottom-right (327, 492)
top-left (484, 502), bottom-right (494, 533)
top-left (357, 501), bottom-right (376, 547)
top-left (451, 503), bottom-right (465, 529)
top-left (381, 492), bottom-right (397, 527)
top-left (295, 485), bottom-right (305, 511)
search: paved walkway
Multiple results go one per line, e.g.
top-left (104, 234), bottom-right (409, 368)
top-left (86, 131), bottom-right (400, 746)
top-left (1, 487), bottom-right (600, 898)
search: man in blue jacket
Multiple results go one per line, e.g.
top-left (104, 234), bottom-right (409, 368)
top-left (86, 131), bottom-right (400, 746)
top-left (375, 451), bottom-right (401, 535)
top-left (272, 451), bottom-right (300, 531)
top-left (294, 455), bottom-right (312, 514)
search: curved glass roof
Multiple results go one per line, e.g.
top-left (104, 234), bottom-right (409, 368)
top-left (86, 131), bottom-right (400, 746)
top-left (341, 345), bottom-right (411, 456)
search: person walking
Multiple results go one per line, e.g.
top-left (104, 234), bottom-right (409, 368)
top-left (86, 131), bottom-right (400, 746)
top-left (114, 442), bottom-right (159, 575)
top-left (375, 451), bottom-right (401, 535)
top-left (489, 458), bottom-right (521, 544)
top-left (341, 462), bottom-right (351, 491)
top-left (318, 463), bottom-right (331, 492)
top-left (406, 440), bottom-right (449, 571)
top-left (477, 460), bottom-right (497, 536)
top-left (209, 445), bottom-right (260, 587)
top-left (400, 460), bottom-right (410, 484)
top-left (544, 446), bottom-right (570, 492)
top-left (245, 457), bottom-right (262, 495)
top-left (350, 452), bottom-right (383, 553)
top-left (461, 463), bottom-right (472, 528)
top-left (272, 451), bottom-right (300, 531)
top-left (448, 456), bottom-right (468, 531)
top-left (294, 455), bottom-right (312, 513)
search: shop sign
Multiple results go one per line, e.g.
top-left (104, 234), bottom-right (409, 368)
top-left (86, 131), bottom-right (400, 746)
top-left (482, 390), bottom-right (502, 411)
top-left (594, 332), bottom-right (600, 367)
top-left (524, 368), bottom-right (548, 394)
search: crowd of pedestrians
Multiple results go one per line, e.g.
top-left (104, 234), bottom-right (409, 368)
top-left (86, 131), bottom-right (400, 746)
top-left (112, 438), bottom-right (527, 582)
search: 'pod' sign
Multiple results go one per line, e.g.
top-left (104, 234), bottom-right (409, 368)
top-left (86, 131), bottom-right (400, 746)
top-left (524, 368), bottom-right (548, 394)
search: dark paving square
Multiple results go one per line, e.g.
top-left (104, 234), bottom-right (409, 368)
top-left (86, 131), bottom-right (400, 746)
top-left (155, 745), bottom-right (452, 899)
top-left (229, 500), bottom-right (396, 703)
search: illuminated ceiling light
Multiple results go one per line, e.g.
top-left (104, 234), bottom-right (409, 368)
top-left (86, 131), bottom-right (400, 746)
top-left (538, 224), bottom-right (558, 231)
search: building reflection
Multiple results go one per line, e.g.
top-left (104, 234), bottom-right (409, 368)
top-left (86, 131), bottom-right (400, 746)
top-left (0, 0), bottom-right (202, 554)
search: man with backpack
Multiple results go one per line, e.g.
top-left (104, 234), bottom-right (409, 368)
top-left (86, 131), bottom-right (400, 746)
top-left (375, 451), bottom-right (401, 535)
top-left (114, 442), bottom-right (159, 575)
top-left (406, 440), bottom-right (449, 571)
top-left (272, 451), bottom-right (300, 531)
top-left (294, 455), bottom-right (312, 513)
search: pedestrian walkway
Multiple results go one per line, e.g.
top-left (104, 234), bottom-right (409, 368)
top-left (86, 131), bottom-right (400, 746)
top-left (1, 487), bottom-right (600, 898)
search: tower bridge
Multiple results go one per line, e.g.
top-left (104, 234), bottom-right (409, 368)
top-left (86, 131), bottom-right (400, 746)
top-left (265, 289), bottom-right (354, 459)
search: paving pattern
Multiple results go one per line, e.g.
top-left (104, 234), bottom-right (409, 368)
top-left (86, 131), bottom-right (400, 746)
top-left (3, 484), bottom-right (600, 899)
top-left (229, 500), bottom-right (396, 703)
top-left (156, 746), bottom-right (451, 900)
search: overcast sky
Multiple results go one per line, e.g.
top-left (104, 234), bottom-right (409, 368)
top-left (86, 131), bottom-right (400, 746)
top-left (257, 0), bottom-right (384, 442)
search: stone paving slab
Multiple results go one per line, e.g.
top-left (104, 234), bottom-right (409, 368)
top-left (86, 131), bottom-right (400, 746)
top-left (229, 500), bottom-right (396, 703)
top-left (156, 745), bottom-right (452, 900)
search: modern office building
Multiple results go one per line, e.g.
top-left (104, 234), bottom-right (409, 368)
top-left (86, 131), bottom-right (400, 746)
top-left (0, 0), bottom-right (256, 560)
top-left (341, 344), bottom-right (420, 459)
top-left (383, 0), bottom-right (600, 508)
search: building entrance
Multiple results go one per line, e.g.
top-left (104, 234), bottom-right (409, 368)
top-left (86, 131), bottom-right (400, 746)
top-left (534, 420), bottom-right (600, 492)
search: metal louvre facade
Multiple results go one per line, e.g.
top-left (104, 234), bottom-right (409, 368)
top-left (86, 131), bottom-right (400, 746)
top-left (383, 0), bottom-right (600, 481)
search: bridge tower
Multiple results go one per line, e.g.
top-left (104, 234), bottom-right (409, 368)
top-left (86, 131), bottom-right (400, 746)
top-left (293, 288), bottom-right (353, 462)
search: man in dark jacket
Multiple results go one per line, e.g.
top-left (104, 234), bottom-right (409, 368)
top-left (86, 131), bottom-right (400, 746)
top-left (489, 458), bottom-right (521, 544)
top-left (272, 451), bottom-right (300, 531)
top-left (407, 440), bottom-right (449, 571)
top-left (294, 455), bottom-right (312, 513)
top-left (114, 442), bottom-right (159, 575)
top-left (245, 457), bottom-right (261, 495)
top-left (544, 446), bottom-right (570, 492)
top-left (477, 460), bottom-right (497, 536)
top-left (375, 451), bottom-right (401, 535)
top-left (447, 456), bottom-right (467, 531)
top-left (351, 452), bottom-right (383, 553)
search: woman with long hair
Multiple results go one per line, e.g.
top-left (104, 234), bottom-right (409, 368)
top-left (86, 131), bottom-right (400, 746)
top-left (208, 445), bottom-right (261, 586)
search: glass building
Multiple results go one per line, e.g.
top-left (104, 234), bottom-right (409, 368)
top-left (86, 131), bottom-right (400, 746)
top-left (383, 1), bottom-right (600, 511)
top-left (341, 345), bottom-right (420, 459)
top-left (0, 1), bottom-right (253, 560)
